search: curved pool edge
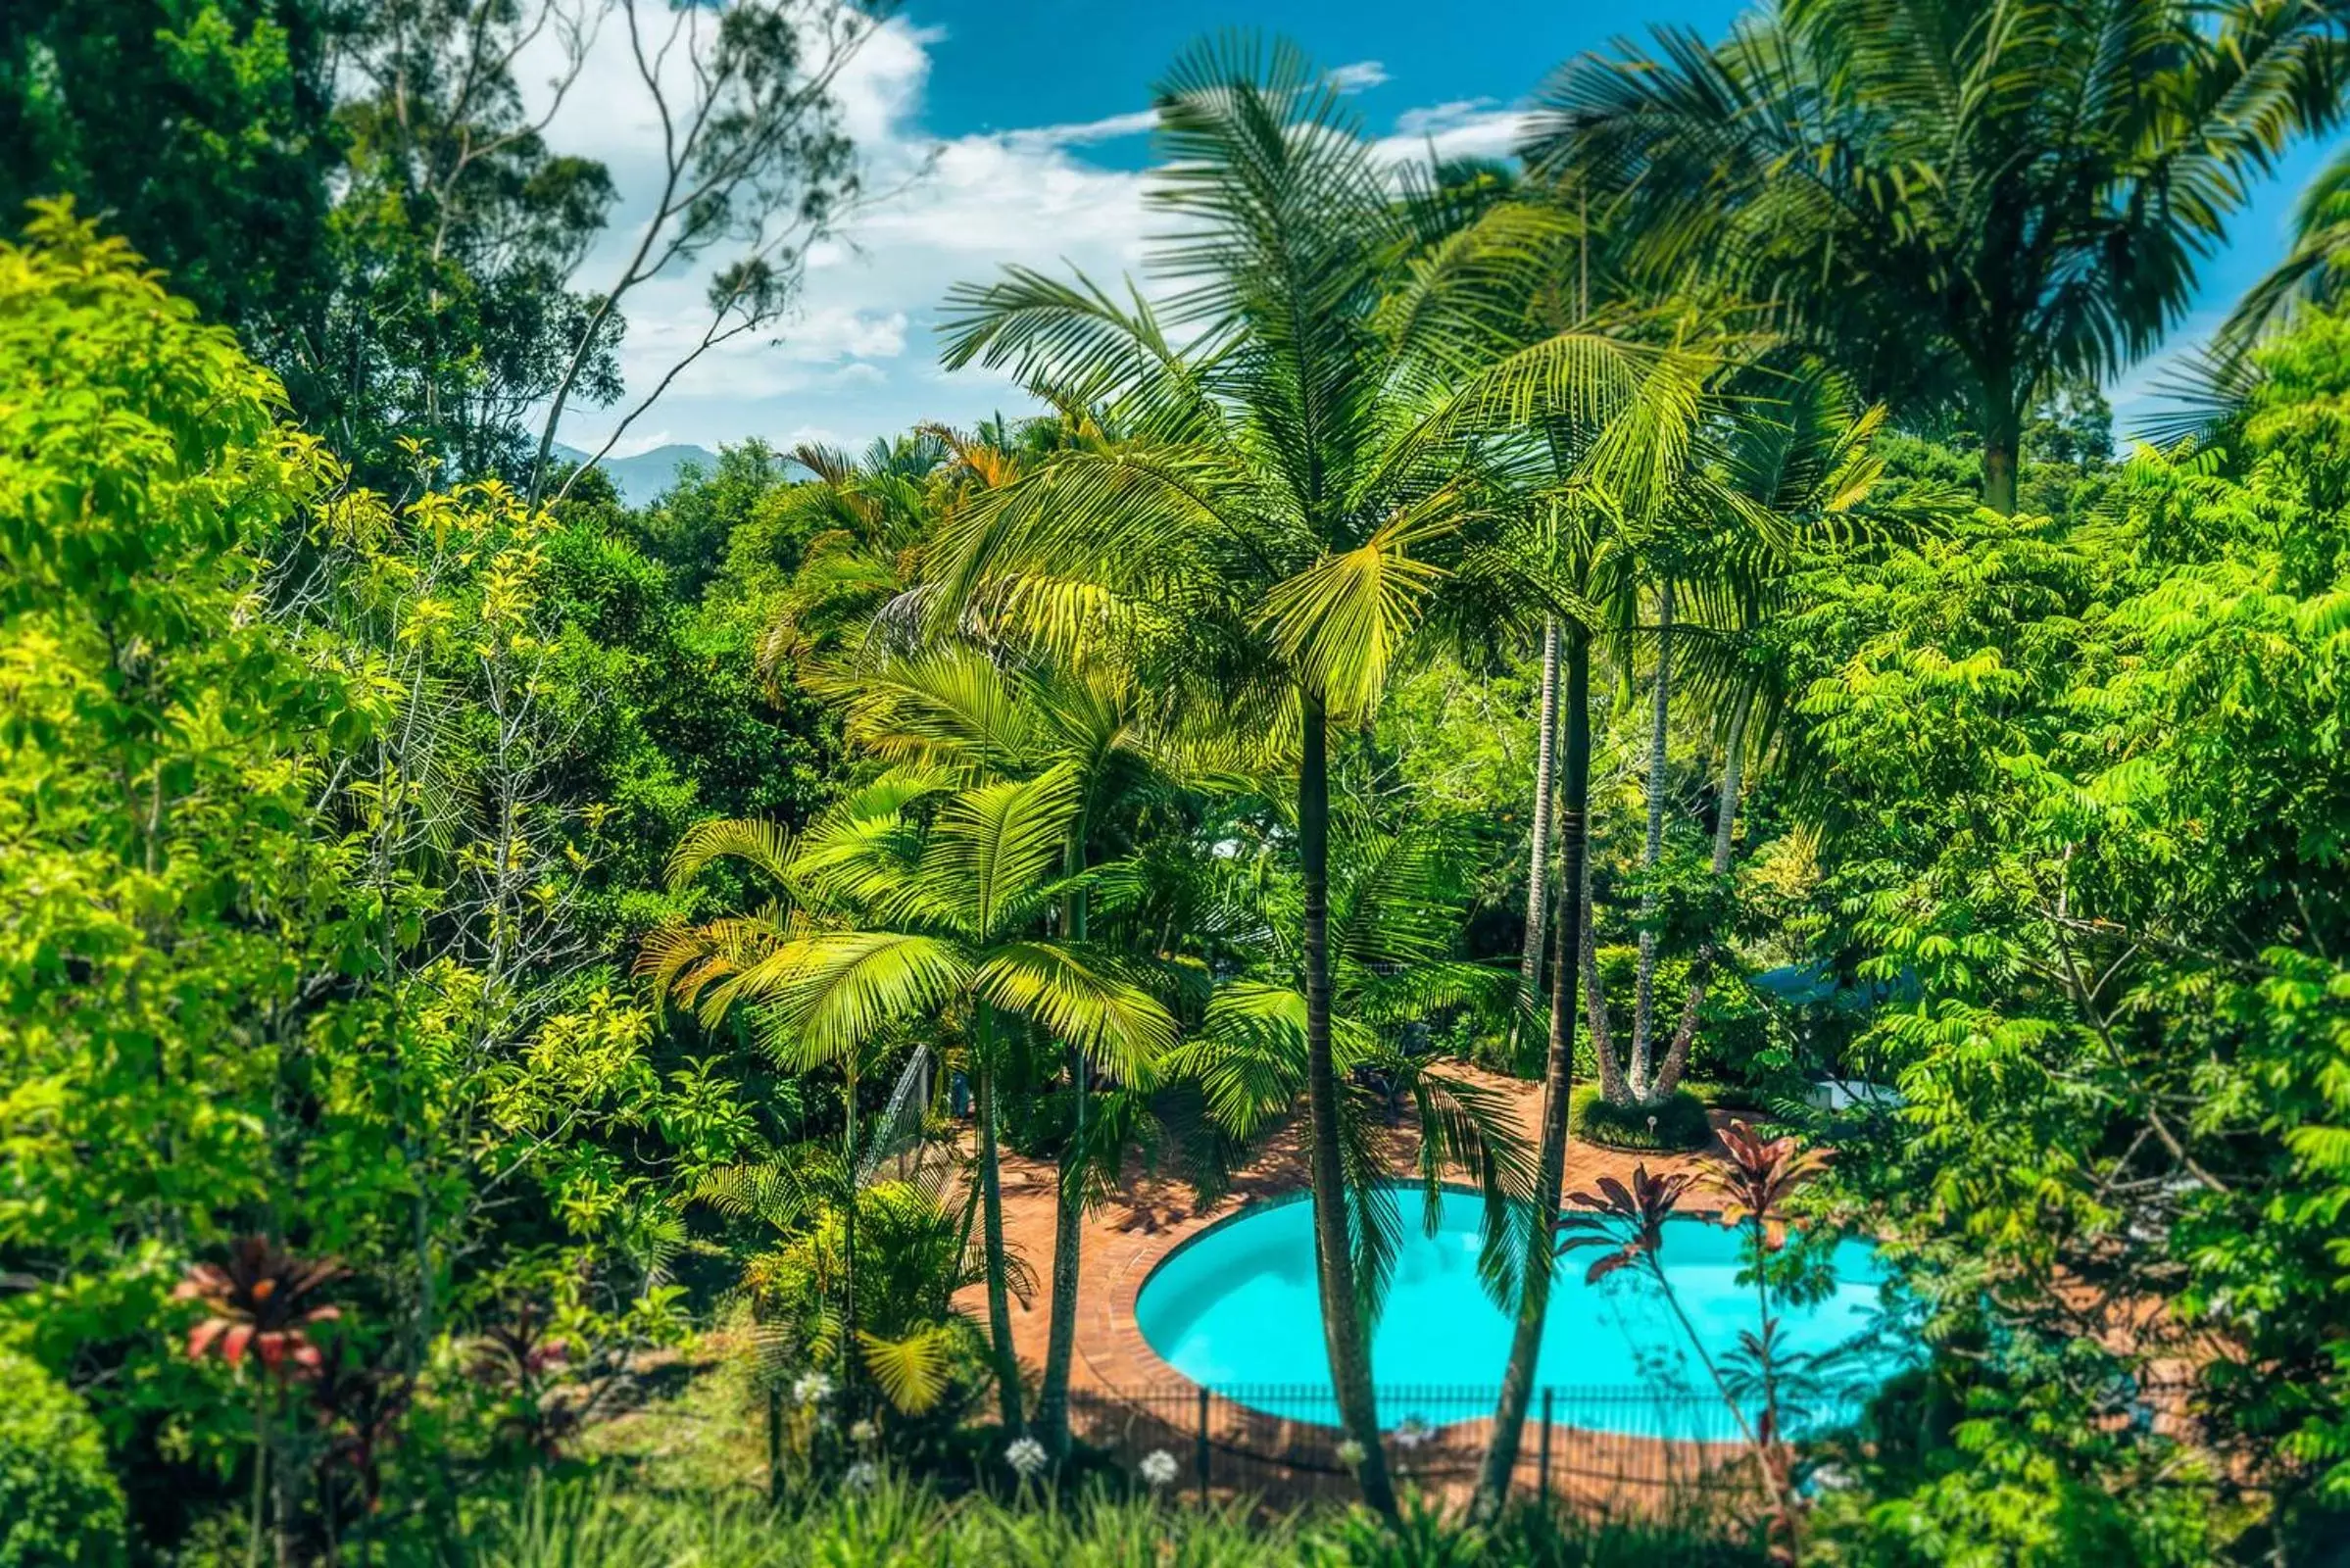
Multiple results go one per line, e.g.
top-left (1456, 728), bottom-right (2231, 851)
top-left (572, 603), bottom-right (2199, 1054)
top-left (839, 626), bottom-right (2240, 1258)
top-left (1121, 1182), bottom-right (1918, 1440)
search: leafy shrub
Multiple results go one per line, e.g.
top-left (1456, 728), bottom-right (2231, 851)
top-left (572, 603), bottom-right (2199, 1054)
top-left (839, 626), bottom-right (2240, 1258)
top-left (0, 1349), bottom-right (127, 1567)
top-left (1571, 1086), bottom-right (1712, 1152)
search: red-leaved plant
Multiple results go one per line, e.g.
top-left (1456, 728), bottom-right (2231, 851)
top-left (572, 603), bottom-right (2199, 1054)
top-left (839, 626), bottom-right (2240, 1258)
top-left (1552, 1166), bottom-right (1698, 1283)
top-left (175, 1237), bottom-right (346, 1379)
top-left (175, 1238), bottom-right (346, 1568)
top-left (1709, 1122), bottom-right (1828, 1241)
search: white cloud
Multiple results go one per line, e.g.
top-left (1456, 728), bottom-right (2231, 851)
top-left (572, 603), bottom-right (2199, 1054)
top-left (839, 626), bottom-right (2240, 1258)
top-left (1395, 98), bottom-right (1498, 137)
top-left (514, 13), bottom-right (1532, 457)
top-left (997, 108), bottom-right (1159, 153)
top-left (520, 9), bottom-right (1165, 455)
top-left (606, 428), bottom-right (676, 460)
top-left (1375, 105), bottom-right (1533, 165)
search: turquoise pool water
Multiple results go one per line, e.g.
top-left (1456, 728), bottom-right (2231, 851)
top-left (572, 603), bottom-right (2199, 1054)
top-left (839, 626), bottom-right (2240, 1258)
top-left (1134, 1187), bottom-right (1916, 1436)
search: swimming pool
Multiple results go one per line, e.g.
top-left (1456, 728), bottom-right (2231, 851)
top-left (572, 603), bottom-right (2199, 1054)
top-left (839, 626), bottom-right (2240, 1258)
top-left (1134, 1186), bottom-right (1916, 1436)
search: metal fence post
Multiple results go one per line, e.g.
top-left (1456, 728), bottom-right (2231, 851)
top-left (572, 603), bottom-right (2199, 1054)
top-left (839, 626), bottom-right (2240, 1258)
top-left (1538, 1387), bottom-right (1554, 1504)
top-left (1196, 1386), bottom-right (1211, 1504)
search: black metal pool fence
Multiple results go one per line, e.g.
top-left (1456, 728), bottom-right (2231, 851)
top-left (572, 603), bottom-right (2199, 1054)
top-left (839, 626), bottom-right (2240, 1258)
top-left (1064, 1381), bottom-right (1837, 1511)
top-left (1065, 1376), bottom-right (2201, 1511)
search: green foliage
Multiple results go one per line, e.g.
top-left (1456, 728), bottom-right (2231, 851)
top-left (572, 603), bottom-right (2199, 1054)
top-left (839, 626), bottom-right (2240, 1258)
top-left (1783, 308), bottom-right (2350, 1552)
top-left (0, 1), bottom-right (343, 357)
top-left (0, 1349), bottom-right (128, 1567)
top-left (1570, 1087), bottom-right (1711, 1152)
top-left (1538, 0), bottom-right (2346, 505)
top-left (0, 206), bottom-right (808, 1555)
top-left (397, 1471), bottom-right (1761, 1568)
top-left (14, 13), bottom-right (2350, 1560)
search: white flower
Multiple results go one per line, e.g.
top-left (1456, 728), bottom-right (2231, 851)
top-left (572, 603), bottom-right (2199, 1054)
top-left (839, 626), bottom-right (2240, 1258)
top-left (1138, 1448), bottom-right (1179, 1488)
top-left (849, 1418), bottom-right (877, 1444)
top-left (1004, 1435), bottom-right (1049, 1478)
top-left (1335, 1438), bottom-right (1367, 1469)
top-left (843, 1459), bottom-right (878, 1491)
top-left (1394, 1417), bottom-right (1432, 1450)
top-left (792, 1370), bottom-right (833, 1406)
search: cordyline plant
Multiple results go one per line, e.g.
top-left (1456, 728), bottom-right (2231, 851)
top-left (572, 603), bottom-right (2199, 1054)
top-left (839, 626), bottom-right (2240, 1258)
top-left (306, 1339), bottom-right (410, 1545)
top-left (176, 1239), bottom-right (346, 1568)
top-left (1553, 1128), bottom-right (1828, 1563)
top-left (176, 1237), bottom-right (346, 1377)
top-left (468, 1301), bottom-right (579, 1462)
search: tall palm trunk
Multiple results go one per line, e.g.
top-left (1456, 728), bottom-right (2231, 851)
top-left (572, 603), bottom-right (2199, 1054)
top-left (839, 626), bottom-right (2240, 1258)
top-left (1518, 617), bottom-right (1563, 1015)
top-left (1982, 387), bottom-right (2022, 515)
top-left (1654, 683), bottom-right (1751, 1100)
top-left (1628, 580), bottom-right (1674, 1098)
top-left (1039, 1046), bottom-right (1085, 1454)
top-left (841, 1061), bottom-right (858, 1401)
top-left (973, 1013), bottom-right (1024, 1432)
top-left (1300, 694), bottom-right (1397, 1518)
top-left (1039, 836), bottom-right (1091, 1454)
top-left (1583, 862), bottom-right (1631, 1102)
top-left (1473, 627), bottom-right (1591, 1518)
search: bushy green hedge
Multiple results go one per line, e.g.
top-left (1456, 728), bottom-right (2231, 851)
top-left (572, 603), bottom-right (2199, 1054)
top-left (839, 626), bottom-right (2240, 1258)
top-left (0, 1349), bottom-right (127, 1567)
top-left (1570, 1086), bottom-right (1713, 1152)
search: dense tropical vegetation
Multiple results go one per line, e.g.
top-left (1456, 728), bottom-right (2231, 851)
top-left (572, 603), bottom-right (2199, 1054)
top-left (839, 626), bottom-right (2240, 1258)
top-left (6, 1), bottom-right (2350, 1564)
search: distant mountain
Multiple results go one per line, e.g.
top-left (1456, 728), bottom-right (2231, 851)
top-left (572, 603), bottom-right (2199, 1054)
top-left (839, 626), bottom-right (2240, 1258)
top-left (551, 442), bottom-right (719, 507)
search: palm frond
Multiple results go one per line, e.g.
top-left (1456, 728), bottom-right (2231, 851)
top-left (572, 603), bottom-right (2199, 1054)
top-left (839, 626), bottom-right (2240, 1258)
top-left (971, 941), bottom-right (1176, 1083)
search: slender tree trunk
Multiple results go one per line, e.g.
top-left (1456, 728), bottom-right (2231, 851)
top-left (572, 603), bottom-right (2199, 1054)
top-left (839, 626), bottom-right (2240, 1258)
top-left (1299, 694), bottom-right (1397, 1518)
top-left (248, 1396), bottom-right (269, 1568)
top-left (1040, 825), bottom-right (1093, 1454)
top-left (1654, 684), bottom-right (1751, 1100)
top-left (973, 1021), bottom-right (1024, 1432)
top-left (1473, 628), bottom-right (1591, 1518)
top-left (1518, 617), bottom-right (1562, 1011)
top-left (1583, 881), bottom-right (1630, 1102)
top-left (1629, 580), bottom-right (1674, 1099)
top-left (841, 1061), bottom-right (858, 1402)
top-left (1039, 1046), bottom-right (1085, 1456)
top-left (1983, 390), bottom-right (2022, 515)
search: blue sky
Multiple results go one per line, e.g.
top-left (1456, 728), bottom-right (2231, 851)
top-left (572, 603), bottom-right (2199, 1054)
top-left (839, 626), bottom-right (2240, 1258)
top-left (543, 1), bottom-right (2341, 461)
top-left (906, 0), bottom-right (1737, 160)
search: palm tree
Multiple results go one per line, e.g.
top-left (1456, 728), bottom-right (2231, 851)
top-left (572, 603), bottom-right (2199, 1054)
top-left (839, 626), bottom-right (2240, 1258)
top-left (1581, 363), bottom-right (1890, 1112)
top-left (2221, 146), bottom-right (2350, 354)
top-left (925, 39), bottom-right (1663, 1510)
top-left (706, 1155), bottom-right (1004, 1420)
top-left (1528, 0), bottom-right (2349, 512)
top-left (1446, 335), bottom-right (1885, 1508)
top-left (808, 643), bottom-right (1226, 1455)
top-left (639, 769), bottom-right (1176, 1437)
top-left (748, 433), bottom-right (950, 678)
top-left (1162, 812), bottom-right (1537, 1321)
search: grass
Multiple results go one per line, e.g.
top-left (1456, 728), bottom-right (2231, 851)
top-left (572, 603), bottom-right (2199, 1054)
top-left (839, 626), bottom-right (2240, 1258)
top-left (405, 1471), bottom-right (1769, 1567)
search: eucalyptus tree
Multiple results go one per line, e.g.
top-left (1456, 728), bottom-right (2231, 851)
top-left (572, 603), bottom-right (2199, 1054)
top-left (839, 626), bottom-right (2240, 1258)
top-left (926, 39), bottom-right (1666, 1509)
top-left (1527, 0), bottom-right (2350, 513)
top-left (527, 0), bottom-right (879, 505)
top-left (639, 769), bottom-right (1176, 1434)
